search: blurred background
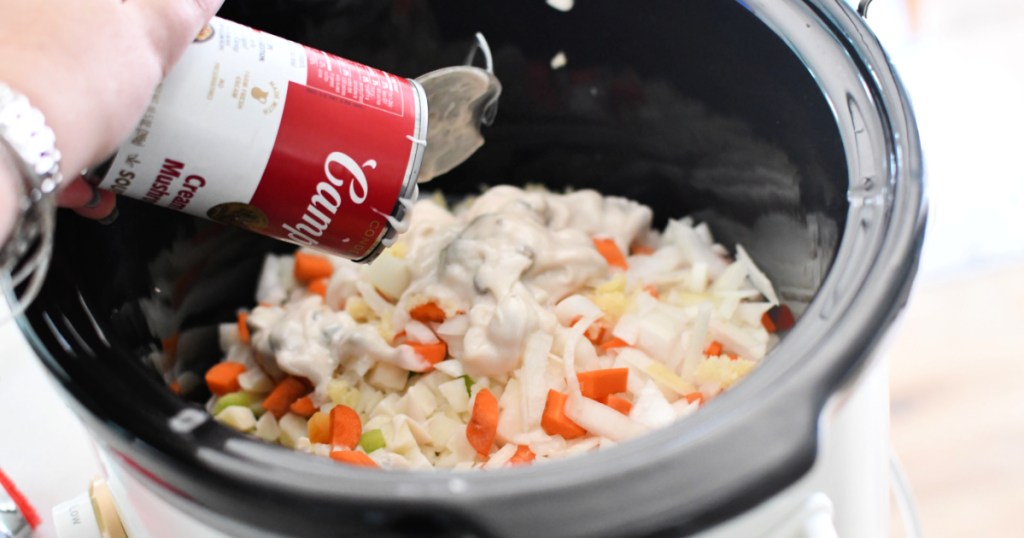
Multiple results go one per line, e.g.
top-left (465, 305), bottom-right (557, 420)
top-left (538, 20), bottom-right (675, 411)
top-left (859, 0), bottom-right (1024, 535)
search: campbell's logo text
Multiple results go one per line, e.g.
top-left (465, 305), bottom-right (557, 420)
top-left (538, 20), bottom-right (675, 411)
top-left (283, 151), bottom-right (373, 246)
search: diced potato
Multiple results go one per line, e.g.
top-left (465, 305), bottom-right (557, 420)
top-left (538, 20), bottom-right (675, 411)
top-left (255, 412), bottom-right (281, 442)
top-left (215, 406), bottom-right (256, 432)
top-left (388, 416), bottom-right (418, 453)
top-left (438, 378), bottom-right (470, 413)
top-left (406, 384), bottom-right (438, 418)
top-left (238, 369), bottom-right (273, 393)
top-left (363, 252), bottom-right (411, 300)
top-left (375, 393), bottom-right (401, 416)
top-left (278, 413), bottom-right (308, 449)
top-left (445, 425), bottom-right (477, 462)
top-left (401, 446), bottom-right (433, 469)
top-left (327, 378), bottom-right (361, 408)
top-left (367, 362), bottom-right (408, 392)
top-left (344, 296), bottom-right (375, 323)
top-left (427, 414), bottom-right (462, 449)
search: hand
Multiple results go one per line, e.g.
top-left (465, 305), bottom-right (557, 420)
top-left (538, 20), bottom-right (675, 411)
top-left (0, 0), bottom-right (224, 241)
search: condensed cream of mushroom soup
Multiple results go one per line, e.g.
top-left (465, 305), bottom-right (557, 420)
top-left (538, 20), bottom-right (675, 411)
top-left (96, 17), bottom-right (426, 262)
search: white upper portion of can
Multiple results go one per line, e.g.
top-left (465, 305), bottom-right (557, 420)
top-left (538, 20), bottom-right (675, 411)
top-left (97, 17), bottom-right (305, 217)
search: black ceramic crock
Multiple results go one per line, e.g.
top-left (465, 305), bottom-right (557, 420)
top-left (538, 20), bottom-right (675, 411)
top-left (18, 1), bottom-right (924, 536)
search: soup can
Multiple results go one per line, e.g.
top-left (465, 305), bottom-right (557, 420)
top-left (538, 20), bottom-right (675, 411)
top-left (92, 16), bottom-right (427, 262)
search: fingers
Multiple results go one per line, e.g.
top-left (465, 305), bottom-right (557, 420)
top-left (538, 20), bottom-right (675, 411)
top-left (73, 190), bottom-right (117, 222)
top-left (135, 0), bottom-right (226, 76)
top-left (56, 177), bottom-right (98, 208)
top-left (58, 177), bottom-right (118, 222)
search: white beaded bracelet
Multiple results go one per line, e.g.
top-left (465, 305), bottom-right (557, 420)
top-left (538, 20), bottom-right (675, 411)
top-left (0, 82), bottom-right (62, 319)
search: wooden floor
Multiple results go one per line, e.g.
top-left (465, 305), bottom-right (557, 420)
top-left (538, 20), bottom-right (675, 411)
top-left (889, 262), bottom-right (1024, 537)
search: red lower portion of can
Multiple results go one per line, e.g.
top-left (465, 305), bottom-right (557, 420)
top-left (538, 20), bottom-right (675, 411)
top-left (247, 77), bottom-right (421, 261)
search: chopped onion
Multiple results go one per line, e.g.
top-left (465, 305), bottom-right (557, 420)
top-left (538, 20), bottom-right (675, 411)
top-left (619, 348), bottom-right (696, 396)
top-left (520, 332), bottom-right (553, 430)
top-left (356, 281), bottom-right (393, 319)
top-left (736, 245), bottom-right (779, 305)
top-left (680, 302), bottom-right (712, 377)
top-left (612, 312), bottom-right (641, 345)
top-left (496, 378), bottom-right (524, 442)
top-left (629, 380), bottom-right (677, 429)
top-left (709, 320), bottom-right (768, 361)
top-left (483, 443), bottom-right (519, 469)
top-left (436, 314), bottom-right (470, 336)
top-left (710, 261), bottom-right (749, 295)
top-left (554, 294), bottom-right (603, 326)
top-left (562, 314), bottom-right (601, 397)
top-left (404, 320), bottom-right (439, 344)
top-left (255, 255), bottom-right (286, 305)
top-left (665, 221), bottom-right (729, 277)
top-left (565, 395), bottom-right (648, 442)
top-left (433, 359), bottom-right (464, 378)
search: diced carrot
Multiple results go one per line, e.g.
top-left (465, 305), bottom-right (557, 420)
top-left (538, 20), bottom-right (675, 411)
top-left (704, 341), bottom-right (723, 357)
top-left (293, 251), bottom-right (333, 283)
top-left (466, 388), bottom-right (499, 457)
top-left (761, 304), bottom-right (795, 333)
top-left (727, 353), bottom-right (739, 361)
top-left (262, 376), bottom-right (308, 419)
top-left (631, 245), bottom-right (657, 256)
top-left (330, 404), bottom-right (362, 450)
top-left (541, 390), bottom-right (587, 439)
top-left (508, 445), bottom-right (536, 466)
top-left (237, 311), bottom-right (250, 345)
top-left (329, 450), bottom-right (378, 467)
top-left (408, 341), bottom-right (447, 365)
top-left (307, 278), bottom-right (328, 299)
top-left (600, 337), bottom-right (630, 352)
top-left (169, 380), bottom-right (182, 395)
top-left (205, 362), bottom-right (247, 396)
top-left (684, 392), bottom-right (705, 405)
top-left (409, 302), bottom-right (446, 323)
top-left (308, 411), bottom-right (331, 444)
top-left (643, 284), bottom-right (659, 299)
top-left (592, 237), bottom-right (628, 270)
top-left (289, 395), bottom-right (316, 418)
top-left (605, 395), bottom-right (633, 415)
top-left (577, 368), bottom-right (629, 402)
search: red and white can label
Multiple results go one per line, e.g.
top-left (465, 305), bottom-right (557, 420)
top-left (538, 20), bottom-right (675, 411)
top-left (97, 17), bottom-right (427, 260)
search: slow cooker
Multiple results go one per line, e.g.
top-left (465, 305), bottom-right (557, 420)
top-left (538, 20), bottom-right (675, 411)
top-left (17, 0), bottom-right (925, 536)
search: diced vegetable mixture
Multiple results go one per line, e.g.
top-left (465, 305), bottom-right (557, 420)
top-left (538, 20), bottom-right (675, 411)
top-left (199, 186), bottom-right (795, 470)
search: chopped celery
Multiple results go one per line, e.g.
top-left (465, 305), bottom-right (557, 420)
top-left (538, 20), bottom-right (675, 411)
top-left (460, 375), bottom-right (473, 397)
top-left (359, 428), bottom-right (386, 453)
top-left (212, 391), bottom-right (251, 416)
